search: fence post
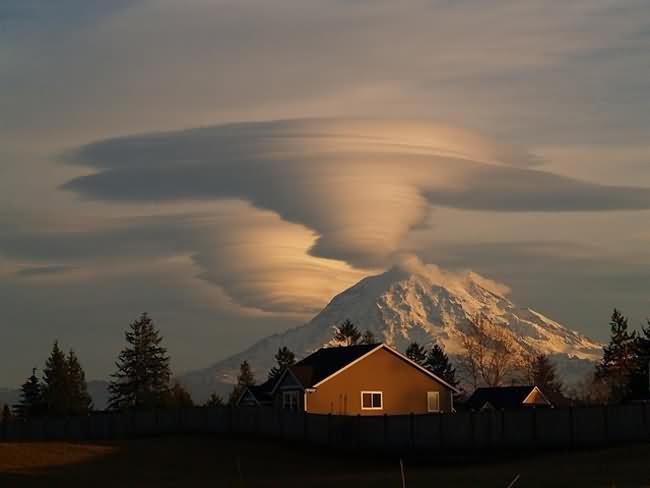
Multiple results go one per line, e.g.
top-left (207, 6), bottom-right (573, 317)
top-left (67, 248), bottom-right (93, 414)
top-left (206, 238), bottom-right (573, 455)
top-left (409, 413), bottom-right (415, 451)
top-left (603, 405), bottom-right (609, 445)
top-left (532, 408), bottom-right (538, 447)
top-left (327, 413), bottom-right (332, 446)
top-left (568, 406), bottom-right (575, 449)
top-left (357, 414), bottom-right (361, 449)
top-left (469, 411), bottom-right (475, 449)
top-left (304, 412), bottom-right (308, 442)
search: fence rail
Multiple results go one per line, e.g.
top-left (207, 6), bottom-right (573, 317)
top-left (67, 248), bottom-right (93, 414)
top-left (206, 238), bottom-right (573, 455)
top-left (2, 404), bottom-right (649, 451)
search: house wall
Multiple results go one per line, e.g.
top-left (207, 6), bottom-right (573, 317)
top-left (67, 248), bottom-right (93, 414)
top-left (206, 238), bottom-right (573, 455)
top-left (305, 347), bottom-right (453, 415)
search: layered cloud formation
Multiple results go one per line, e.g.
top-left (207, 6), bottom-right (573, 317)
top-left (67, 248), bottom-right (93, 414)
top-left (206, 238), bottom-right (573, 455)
top-left (44, 118), bottom-right (650, 312)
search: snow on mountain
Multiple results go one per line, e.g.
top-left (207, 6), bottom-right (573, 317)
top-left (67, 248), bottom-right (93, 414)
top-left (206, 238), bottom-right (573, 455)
top-left (181, 257), bottom-right (602, 401)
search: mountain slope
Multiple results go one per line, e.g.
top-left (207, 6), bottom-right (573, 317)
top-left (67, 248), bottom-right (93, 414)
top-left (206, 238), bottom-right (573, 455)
top-left (182, 259), bottom-right (602, 401)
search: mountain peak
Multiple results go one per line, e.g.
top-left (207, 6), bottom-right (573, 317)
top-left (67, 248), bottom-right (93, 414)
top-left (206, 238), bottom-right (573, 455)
top-left (181, 261), bottom-right (602, 401)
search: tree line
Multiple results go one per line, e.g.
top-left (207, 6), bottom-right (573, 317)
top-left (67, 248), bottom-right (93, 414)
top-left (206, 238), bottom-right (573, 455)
top-left (5, 313), bottom-right (197, 422)
top-left (3, 308), bottom-right (648, 422)
top-left (227, 310), bottom-right (650, 407)
top-left (447, 308), bottom-right (649, 404)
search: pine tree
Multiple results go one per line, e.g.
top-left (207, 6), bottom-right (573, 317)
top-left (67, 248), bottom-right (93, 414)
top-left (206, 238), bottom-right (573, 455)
top-left (204, 393), bottom-right (225, 407)
top-left (333, 319), bottom-right (361, 346)
top-left (66, 350), bottom-right (93, 415)
top-left (14, 369), bottom-right (43, 420)
top-left (425, 343), bottom-right (459, 388)
top-left (228, 361), bottom-right (255, 405)
top-left (268, 346), bottom-right (296, 382)
top-left (405, 342), bottom-right (427, 366)
top-left (42, 341), bottom-right (70, 416)
top-left (360, 330), bottom-right (377, 345)
top-left (629, 319), bottom-right (650, 400)
top-left (528, 353), bottom-right (564, 398)
top-left (108, 313), bottom-right (172, 411)
top-left (595, 309), bottom-right (638, 402)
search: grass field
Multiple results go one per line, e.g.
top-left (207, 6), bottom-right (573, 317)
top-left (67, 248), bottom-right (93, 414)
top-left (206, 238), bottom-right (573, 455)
top-left (1, 436), bottom-right (649, 487)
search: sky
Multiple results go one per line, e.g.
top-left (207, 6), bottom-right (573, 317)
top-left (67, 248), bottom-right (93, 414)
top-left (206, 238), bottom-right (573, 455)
top-left (1, 0), bottom-right (649, 387)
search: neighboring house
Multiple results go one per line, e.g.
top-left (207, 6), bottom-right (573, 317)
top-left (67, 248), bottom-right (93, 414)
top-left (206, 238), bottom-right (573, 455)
top-left (238, 381), bottom-right (274, 407)
top-left (263, 343), bottom-right (459, 415)
top-left (466, 386), bottom-right (553, 411)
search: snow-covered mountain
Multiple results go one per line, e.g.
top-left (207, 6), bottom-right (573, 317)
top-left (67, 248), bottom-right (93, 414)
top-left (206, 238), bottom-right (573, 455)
top-left (182, 258), bottom-right (602, 401)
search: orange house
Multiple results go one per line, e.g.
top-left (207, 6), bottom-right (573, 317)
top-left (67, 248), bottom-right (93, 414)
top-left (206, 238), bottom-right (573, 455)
top-left (264, 344), bottom-right (459, 415)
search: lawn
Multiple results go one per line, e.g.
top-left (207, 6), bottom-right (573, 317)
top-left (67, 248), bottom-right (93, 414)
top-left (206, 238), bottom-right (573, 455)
top-left (1, 436), bottom-right (649, 487)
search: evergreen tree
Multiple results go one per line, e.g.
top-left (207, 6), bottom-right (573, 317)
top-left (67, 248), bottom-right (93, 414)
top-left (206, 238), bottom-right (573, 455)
top-left (268, 346), bottom-right (296, 382)
top-left (425, 343), bottom-right (459, 388)
top-left (204, 393), bottom-right (225, 407)
top-left (108, 313), bottom-right (172, 410)
top-left (629, 319), bottom-right (650, 400)
top-left (66, 350), bottom-right (93, 415)
top-left (14, 369), bottom-right (43, 420)
top-left (166, 382), bottom-right (194, 408)
top-left (1, 404), bottom-right (12, 423)
top-left (528, 353), bottom-right (564, 398)
top-left (405, 342), bottom-right (427, 366)
top-left (42, 341), bottom-right (70, 416)
top-left (595, 309), bottom-right (638, 402)
top-left (228, 361), bottom-right (255, 405)
top-left (360, 330), bottom-right (377, 345)
top-left (333, 319), bottom-right (361, 346)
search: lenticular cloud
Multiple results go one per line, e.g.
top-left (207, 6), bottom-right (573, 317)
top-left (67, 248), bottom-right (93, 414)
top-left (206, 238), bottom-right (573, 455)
top-left (64, 118), bottom-right (650, 271)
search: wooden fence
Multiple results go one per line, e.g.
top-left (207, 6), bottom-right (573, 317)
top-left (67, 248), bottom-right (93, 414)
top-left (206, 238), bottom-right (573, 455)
top-left (2, 404), bottom-right (649, 452)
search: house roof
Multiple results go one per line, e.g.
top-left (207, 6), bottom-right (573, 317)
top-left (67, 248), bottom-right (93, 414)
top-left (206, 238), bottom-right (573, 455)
top-left (238, 377), bottom-right (276, 405)
top-left (466, 385), bottom-right (550, 410)
top-left (289, 344), bottom-right (379, 388)
top-left (273, 343), bottom-right (460, 393)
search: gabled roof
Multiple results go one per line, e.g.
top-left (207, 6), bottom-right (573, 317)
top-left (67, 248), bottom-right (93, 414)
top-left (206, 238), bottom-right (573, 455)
top-left (466, 385), bottom-right (552, 410)
top-left (237, 377), bottom-right (276, 405)
top-left (272, 343), bottom-right (460, 393)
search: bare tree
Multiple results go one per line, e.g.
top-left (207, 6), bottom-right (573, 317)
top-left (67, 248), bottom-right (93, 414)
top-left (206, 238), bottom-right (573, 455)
top-left (458, 315), bottom-right (527, 388)
top-left (567, 372), bottom-right (610, 406)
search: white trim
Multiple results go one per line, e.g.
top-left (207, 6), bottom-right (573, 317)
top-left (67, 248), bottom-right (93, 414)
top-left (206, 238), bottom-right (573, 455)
top-left (426, 391), bottom-right (440, 413)
top-left (383, 344), bottom-right (461, 393)
top-left (236, 387), bottom-right (261, 407)
top-left (270, 368), bottom-right (305, 395)
top-left (361, 391), bottom-right (383, 410)
top-left (311, 344), bottom-right (461, 394)
top-left (281, 390), bottom-right (300, 411)
top-left (522, 386), bottom-right (551, 406)
top-left (311, 344), bottom-right (383, 388)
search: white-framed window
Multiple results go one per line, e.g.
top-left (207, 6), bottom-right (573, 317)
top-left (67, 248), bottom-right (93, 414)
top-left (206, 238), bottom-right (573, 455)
top-left (361, 391), bottom-right (383, 410)
top-left (427, 391), bottom-right (440, 412)
top-left (282, 390), bottom-right (300, 411)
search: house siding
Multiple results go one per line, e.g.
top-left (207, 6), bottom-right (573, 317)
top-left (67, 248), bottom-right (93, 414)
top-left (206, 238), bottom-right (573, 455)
top-left (304, 347), bottom-right (453, 415)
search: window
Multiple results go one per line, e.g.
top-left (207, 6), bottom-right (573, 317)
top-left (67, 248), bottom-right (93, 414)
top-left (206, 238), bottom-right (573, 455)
top-left (427, 391), bottom-right (440, 412)
top-left (361, 391), bottom-right (383, 410)
top-left (282, 390), bottom-right (300, 411)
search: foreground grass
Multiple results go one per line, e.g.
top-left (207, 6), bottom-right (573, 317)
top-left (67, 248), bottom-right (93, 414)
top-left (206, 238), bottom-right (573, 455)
top-left (1, 436), bottom-right (649, 487)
